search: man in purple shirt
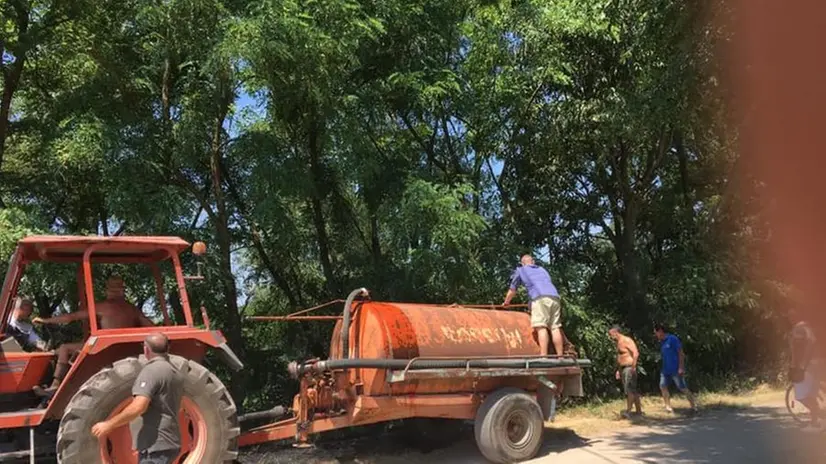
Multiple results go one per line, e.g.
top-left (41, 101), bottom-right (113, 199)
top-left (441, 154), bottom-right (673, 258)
top-left (503, 254), bottom-right (562, 356)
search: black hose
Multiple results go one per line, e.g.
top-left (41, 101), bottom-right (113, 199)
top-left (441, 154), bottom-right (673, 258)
top-left (289, 357), bottom-right (591, 378)
top-left (238, 406), bottom-right (288, 423)
top-left (340, 288), bottom-right (369, 360)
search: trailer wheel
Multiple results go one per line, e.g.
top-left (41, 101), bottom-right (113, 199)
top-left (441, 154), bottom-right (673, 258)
top-left (56, 354), bottom-right (239, 464)
top-left (474, 388), bottom-right (544, 463)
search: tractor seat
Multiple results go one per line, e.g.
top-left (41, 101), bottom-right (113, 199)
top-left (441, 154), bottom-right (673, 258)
top-left (0, 335), bottom-right (24, 353)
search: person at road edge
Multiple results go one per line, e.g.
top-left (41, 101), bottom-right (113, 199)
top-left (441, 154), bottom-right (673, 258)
top-left (609, 325), bottom-right (643, 417)
top-left (788, 309), bottom-right (822, 432)
top-left (654, 323), bottom-right (697, 413)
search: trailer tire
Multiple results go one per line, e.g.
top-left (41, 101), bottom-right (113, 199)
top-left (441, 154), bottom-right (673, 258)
top-left (474, 387), bottom-right (544, 463)
top-left (56, 354), bottom-right (239, 464)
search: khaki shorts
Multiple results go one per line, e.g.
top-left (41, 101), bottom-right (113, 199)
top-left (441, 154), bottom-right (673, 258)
top-left (530, 296), bottom-right (561, 329)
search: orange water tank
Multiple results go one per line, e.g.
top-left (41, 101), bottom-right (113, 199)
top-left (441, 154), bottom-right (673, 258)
top-left (329, 301), bottom-right (542, 396)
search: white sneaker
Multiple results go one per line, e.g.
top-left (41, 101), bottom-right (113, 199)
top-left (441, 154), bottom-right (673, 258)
top-left (664, 406), bottom-right (674, 413)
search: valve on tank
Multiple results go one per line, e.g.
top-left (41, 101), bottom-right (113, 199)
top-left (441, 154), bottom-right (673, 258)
top-left (293, 370), bottom-right (351, 420)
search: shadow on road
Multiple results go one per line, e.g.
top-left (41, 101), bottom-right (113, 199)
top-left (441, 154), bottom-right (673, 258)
top-left (532, 405), bottom-right (825, 464)
top-left (590, 405), bottom-right (823, 464)
top-left (238, 405), bottom-right (826, 463)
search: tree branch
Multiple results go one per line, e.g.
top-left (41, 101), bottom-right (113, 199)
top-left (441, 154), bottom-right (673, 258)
top-left (188, 208), bottom-right (203, 231)
top-left (171, 171), bottom-right (217, 223)
top-left (485, 156), bottom-right (513, 217)
top-left (398, 112), bottom-right (447, 173)
top-left (638, 125), bottom-right (673, 195)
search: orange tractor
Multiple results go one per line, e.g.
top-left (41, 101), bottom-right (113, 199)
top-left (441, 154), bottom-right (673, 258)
top-left (0, 236), bottom-right (242, 463)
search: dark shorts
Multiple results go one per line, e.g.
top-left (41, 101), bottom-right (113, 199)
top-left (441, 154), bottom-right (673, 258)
top-left (138, 449), bottom-right (179, 464)
top-left (621, 366), bottom-right (638, 394)
top-left (660, 373), bottom-right (688, 390)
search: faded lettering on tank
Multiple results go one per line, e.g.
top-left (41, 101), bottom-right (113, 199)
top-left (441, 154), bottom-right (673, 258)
top-left (501, 327), bottom-right (523, 348)
top-left (441, 326), bottom-right (455, 343)
top-left (440, 325), bottom-right (523, 347)
top-left (480, 328), bottom-right (496, 343)
top-left (468, 328), bottom-right (481, 342)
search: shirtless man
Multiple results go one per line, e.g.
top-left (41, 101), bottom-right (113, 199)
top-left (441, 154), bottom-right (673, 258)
top-left (32, 276), bottom-right (154, 395)
top-left (609, 325), bottom-right (642, 417)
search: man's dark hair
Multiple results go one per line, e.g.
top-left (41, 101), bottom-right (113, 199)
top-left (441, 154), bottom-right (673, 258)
top-left (653, 323), bottom-right (667, 333)
top-left (609, 325), bottom-right (623, 333)
top-left (144, 333), bottom-right (170, 355)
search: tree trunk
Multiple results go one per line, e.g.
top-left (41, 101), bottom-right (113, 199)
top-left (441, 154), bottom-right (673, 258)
top-left (220, 162), bottom-right (300, 308)
top-left (209, 70), bottom-right (247, 405)
top-left (370, 211), bottom-right (382, 270)
top-left (675, 132), bottom-right (691, 206)
top-left (307, 117), bottom-right (337, 295)
top-left (161, 56), bottom-right (172, 124)
top-left (0, 6), bottom-right (30, 207)
top-left (34, 292), bottom-right (61, 319)
top-left (605, 140), bottom-right (649, 332)
top-left (168, 291), bottom-right (186, 325)
top-left (618, 224), bottom-right (647, 331)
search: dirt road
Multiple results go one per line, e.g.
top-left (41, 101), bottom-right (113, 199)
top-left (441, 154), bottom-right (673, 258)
top-left (239, 397), bottom-right (826, 463)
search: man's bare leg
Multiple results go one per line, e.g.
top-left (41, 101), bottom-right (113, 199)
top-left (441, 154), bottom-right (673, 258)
top-left (535, 328), bottom-right (550, 355)
top-left (800, 397), bottom-right (821, 425)
top-left (34, 342), bottom-right (82, 397)
top-left (550, 327), bottom-right (563, 356)
top-left (626, 394), bottom-right (633, 413)
top-left (634, 394), bottom-right (643, 414)
top-left (680, 387), bottom-right (698, 409)
top-left (660, 386), bottom-right (672, 411)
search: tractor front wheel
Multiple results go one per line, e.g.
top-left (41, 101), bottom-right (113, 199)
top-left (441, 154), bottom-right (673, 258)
top-left (56, 354), bottom-right (239, 464)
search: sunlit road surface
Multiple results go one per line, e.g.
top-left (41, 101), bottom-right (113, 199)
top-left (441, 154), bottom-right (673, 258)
top-left (240, 398), bottom-right (826, 463)
top-left (525, 403), bottom-right (824, 464)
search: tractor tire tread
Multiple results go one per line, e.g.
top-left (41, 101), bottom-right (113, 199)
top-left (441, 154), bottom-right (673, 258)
top-left (56, 354), bottom-right (239, 464)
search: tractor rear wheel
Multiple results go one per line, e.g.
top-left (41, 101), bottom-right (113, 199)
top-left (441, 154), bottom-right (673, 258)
top-left (56, 354), bottom-right (239, 464)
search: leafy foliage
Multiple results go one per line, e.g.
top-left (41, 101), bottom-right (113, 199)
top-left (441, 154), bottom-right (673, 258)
top-left (0, 0), bottom-right (774, 411)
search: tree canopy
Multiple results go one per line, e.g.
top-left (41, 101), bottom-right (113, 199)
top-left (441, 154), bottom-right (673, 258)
top-left (1, 0), bottom-right (778, 408)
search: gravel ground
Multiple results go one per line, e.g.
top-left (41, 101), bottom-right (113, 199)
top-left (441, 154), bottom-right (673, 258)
top-left (238, 399), bottom-right (826, 464)
top-left (238, 419), bottom-right (476, 464)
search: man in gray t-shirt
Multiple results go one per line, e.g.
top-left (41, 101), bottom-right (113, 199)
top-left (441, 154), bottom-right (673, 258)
top-left (92, 333), bottom-right (183, 463)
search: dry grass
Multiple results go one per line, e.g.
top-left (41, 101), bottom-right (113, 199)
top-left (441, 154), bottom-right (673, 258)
top-left (547, 383), bottom-right (785, 436)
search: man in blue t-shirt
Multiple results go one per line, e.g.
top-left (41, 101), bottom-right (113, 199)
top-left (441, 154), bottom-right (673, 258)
top-left (655, 324), bottom-right (697, 412)
top-left (503, 255), bottom-right (562, 356)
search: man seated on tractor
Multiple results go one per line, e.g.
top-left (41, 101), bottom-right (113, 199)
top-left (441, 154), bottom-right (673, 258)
top-left (4, 297), bottom-right (49, 352)
top-left (32, 275), bottom-right (155, 396)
